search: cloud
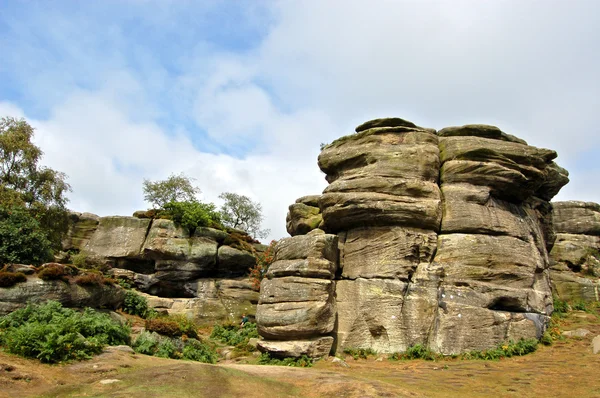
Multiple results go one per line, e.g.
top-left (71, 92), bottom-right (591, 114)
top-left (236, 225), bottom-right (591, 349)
top-left (1, 0), bottom-right (599, 242)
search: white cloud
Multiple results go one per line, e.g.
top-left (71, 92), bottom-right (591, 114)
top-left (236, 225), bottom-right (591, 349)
top-left (1, 0), bottom-right (599, 242)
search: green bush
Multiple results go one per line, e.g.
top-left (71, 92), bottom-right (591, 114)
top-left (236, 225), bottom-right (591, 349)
top-left (0, 301), bottom-right (130, 363)
top-left (132, 331), bottom-right (159, 355)
top-left (0, 271), bottom-right (27, 288)
top-left (70, 252), bottom-right (88, 268)
top-left (210, 322), bottom-right (259, 347)
top-left (389, 344), bottom-right (437, 361)
top-left (0, 204), bottom-right (53, 266)
top-left (163, 201), bottom-right (222, 235)
top-left (343, 347), bottom-right (378, 360)
top-left (461, 339), bottom-right (538, 360)
top-left (553, 297), bottom-right (570, 317)
top-left (182, 338), bottom-right (218, 363)
top-left (122, 290), bottom-right (156, 319)
top-left (155, 338), bottom-right (178, 359)
top-left (257, 352), bottom-right (313, 367)
top-left (133, 331), bottom-right (216, 363)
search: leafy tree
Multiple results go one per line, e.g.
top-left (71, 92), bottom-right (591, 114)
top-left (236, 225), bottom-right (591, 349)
top-left (219, 192), bottom-right (269, 239)
top-left (0, 117), bottom-right (71, 252)
top-left (142, 173), bottom-right (201, 209)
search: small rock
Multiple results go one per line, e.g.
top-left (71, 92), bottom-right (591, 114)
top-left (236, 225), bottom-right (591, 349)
top-left (99, 379), bottom-right (121, 385)
top-left (332, 357), bottom-right (350, 368)
top-left (247, 338), bottom-right (259, 349)
top-left (562, 328), bottom-right (591, 338)
top-left (592, 335), bottom-right (600, 354)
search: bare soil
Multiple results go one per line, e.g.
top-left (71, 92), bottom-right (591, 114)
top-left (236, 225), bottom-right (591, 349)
top-left (1, 310), bottom-right (599, 398)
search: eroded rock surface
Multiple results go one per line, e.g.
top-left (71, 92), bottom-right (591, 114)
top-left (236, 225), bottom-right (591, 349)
top-left (269, 118), bottom-right (572, 357)
top-left (550, 201), bottom-right (600, 302)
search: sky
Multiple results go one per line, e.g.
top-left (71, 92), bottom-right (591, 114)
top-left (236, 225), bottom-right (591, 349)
top-left (1, 0), bottom-right (599, 242)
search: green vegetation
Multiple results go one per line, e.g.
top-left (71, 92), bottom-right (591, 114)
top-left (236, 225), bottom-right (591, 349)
top-left (210, 322), bottom-right (259, 348)
top-left (70, 251), bottom-right (88, 268)
top-left (132, 331), bottom-right (218, 364)
top-left (0, 271), bottom-right (27, 287)
top-left (343, 347), bottom-right (378, 360)
top-left (553, 297), bottom-right (570, 317)
top-left (388, 344), bottom-right (436, 361)
top-left (0, 301), bottom-right (130, 363)
top-left (388, 339), bottom-right (539, 362)
top-left (122, 290), bottom-right (157, 319)
top-left (142, 172), bottom-right (201, 209)
top-left (0, 204), bottom-right (53, 265)
top-left (219, 192), bottom-right (269, 239)
top-left (0, 117), bottom-right (71, 257)
top-left (257, 352), bottom-right (313, 367)
top-left (163, 200), bottom-right (222, 234)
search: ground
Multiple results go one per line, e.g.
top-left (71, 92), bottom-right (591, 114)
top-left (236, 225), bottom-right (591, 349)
top-left (1, 309), bottom-right (599, 398)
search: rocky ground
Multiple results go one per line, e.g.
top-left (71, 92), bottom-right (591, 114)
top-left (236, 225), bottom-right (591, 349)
top-left (1, 308), bottom-right (599, 398)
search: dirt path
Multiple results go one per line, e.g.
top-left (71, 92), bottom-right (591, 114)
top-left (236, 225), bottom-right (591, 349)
top-left (1, 311), bottom-right (599, 398)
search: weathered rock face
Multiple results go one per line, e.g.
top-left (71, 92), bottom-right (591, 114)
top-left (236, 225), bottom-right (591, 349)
top-left (0, 276), bottom-right (125, 316)
top-left (549, 201), bottom-right (600, 302)
top-left (256, 233), bottom-right (338, 357)
top-left (267, 118), bottom-right (570, 357)
top-left (57, 214), bottom-right (260, 324)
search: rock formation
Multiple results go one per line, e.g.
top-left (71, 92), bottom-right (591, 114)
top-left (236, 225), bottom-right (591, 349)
top-left (549, 201), bottom-right (600, 302)
top-left (60, 213), bottom-right (261, 323)
top-left (258, 117), bottom-right (571, 357)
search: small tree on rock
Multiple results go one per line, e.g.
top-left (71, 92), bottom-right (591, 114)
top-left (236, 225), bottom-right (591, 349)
top-left (142, 173), bottom-right (201, 209)
top-left (219, 192), bottom-right (269, 239)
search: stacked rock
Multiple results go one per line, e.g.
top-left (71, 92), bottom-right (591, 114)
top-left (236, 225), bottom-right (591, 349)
top-left (256, 231), bottom-right (338, 358)
top-left (550, 201), bottom-right (600, 302)
top-left (430, 125), bottom-right (568, 354)
top-left (317, 117), bottom-right (442, 353)
top-left (265, 117), bottom-right (571, 357)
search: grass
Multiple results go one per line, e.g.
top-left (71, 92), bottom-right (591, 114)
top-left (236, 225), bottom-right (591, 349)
top-left (257, 352), bottom-right (314, 367)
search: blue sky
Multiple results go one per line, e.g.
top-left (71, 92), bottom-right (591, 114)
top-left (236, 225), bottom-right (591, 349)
top-left (1, 0), bottom-right (599, 241)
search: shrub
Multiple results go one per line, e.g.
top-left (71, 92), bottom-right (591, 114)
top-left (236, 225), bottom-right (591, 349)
top-left (461, 339), bottom-right (538, 360)
top-left (257, 352), bottom-right (313, 367)
top-left (571, 300), bottom-right (589, 312)
top-left (132, 331), bottom-right (159, 355)
top-left (0, 301), bottom-right (130, 363)
top-left (210, 322), bottom-right (259, 347)
top-left (552, 297), bottom-right (570, 317)
top-left (37, 263), bottom-right (68, 281)
top-left (182, 338), bottom-right (218, 363)
top-left (122, 290), bottom-right (156, 319)
top-left (389, 344), bottom-right (437, 361)
top-left (343, 347), bottom-right (378, 360)
top-left (70, 252), bottom-right (88, 268)
top-left (155, 338), bottom-right (178, 359)
top-left (0, 271), bottom-right (27, 288)
top-left (540, 331), bottom-right (553, 346)
top-left (163, 201), bottom-right (222, 235)
top-left (0, 204), bottom-right (53, 266)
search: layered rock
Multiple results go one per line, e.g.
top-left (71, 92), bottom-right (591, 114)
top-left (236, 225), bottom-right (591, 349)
top-left (267, 118), bottom-right (570, 356)
top-left (549, 201), bottom-right (600, 302)
top-left (57, 213), bottom-right (260, 324)
top-left (0, 275), bottom-right (125, 316)
top-left (256, 232), bottom-right (338, 357)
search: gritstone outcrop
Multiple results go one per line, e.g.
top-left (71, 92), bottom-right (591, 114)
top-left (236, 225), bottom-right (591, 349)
top-left (258, 117), bottom-right (572, 357)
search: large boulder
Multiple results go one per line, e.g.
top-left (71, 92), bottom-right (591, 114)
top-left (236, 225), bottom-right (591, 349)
top-left (0, 276), bottom-right (125, 316)
top-left (84, 216), bottom-right (150, 261)
top-left (62, 212), bottom-right (100, 251)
